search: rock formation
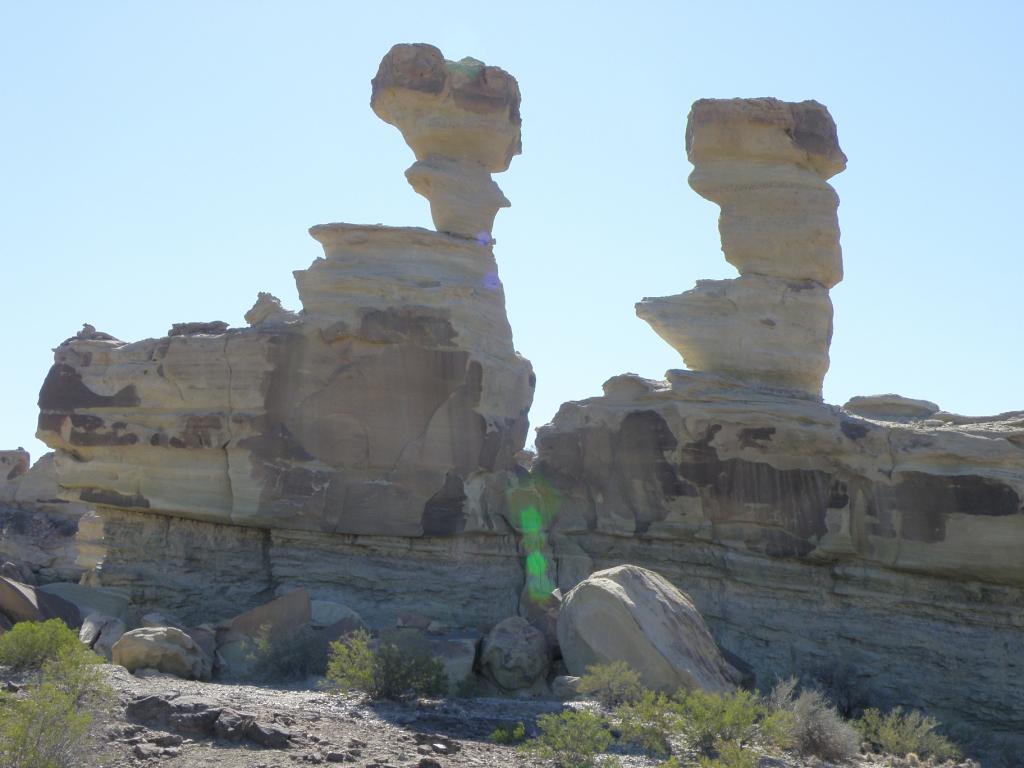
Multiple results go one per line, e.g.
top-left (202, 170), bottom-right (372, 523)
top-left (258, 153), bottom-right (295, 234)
top-left (532, 98), bottom-right (1024, 753)
top-left (35, 44), bottom-right (534, 628)
top-left (371, 43), bottom-right (521, 243)
top-left (0, 449), bottom-right (96, 583)
top-left (557, 565), bottom-right (738, 694)
top-left (636, 98), bottom-right (846, 397)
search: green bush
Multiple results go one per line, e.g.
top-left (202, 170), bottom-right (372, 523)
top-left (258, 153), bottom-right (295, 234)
top-left (857, 707), bottom-right (961, 761)
top-left (615, 690), bottom-right (680, 757)
top-left (519, 709), bottom-right (615, 768)
top-left (0, 684), bottom-right (91, 768)
top-left (0, 619), bottom-right (94, 672)
top-left (697, 740), bottom-right (757, 768)
top-left (490, 721), bottom-right (526, 744)
top-left (326, 628), bottom-right (447, 701)
top-left (577, 661), bottom-right (645, 708)
top-left (0, 621), bottom-right (112, 768)
top-left (767, 680), bottom-right (858, 762)
top-left (674, 688), bottom-right (763, 753)
top-left (246, 623), bottom-right (328, 682)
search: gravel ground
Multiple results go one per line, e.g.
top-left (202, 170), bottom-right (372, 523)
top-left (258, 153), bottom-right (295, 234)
top-left (71, 666), bottom-right (978, 768)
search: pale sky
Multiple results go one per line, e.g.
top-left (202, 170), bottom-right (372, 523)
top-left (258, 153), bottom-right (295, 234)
top-left (2, 1), bottom-right (1021, 462)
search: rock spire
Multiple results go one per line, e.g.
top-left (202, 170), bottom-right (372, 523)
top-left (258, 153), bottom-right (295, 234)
top-left (372, 43), bottom-right (522, 244)
top-left (636, 98), bottom-right (847, 397)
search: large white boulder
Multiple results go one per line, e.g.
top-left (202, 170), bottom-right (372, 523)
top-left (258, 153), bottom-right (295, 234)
top-left (557, 565), bottom-right (737, 694)
top-left (112, 627), bottom-right (212, 680)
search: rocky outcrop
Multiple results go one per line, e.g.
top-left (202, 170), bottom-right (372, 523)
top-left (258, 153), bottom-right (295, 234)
top-left (531, 97), bottom-right (1023, 754)
top-left (534, 371), bottom-right (1024, 749)
top-left (35, 44), bottom-right (534, 628)
top-left (636, 98), bottom-right (846, 397)
top-left (0, 451), bottom-right (95, 584)
top-left (557, 565), bottom-right (737, 694)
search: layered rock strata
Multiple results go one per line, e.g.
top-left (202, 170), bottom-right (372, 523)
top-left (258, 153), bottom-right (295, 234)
top-left (35, 44), bottom-right (534, 628)
top-left (636, 98), bottom-right (847, 397)
top-left (0, 450), bottom-right (96, 583)
top-left (534, 98), bottom-right (1022, 753)
top-left (533, 373), bottom-right (1024, 750)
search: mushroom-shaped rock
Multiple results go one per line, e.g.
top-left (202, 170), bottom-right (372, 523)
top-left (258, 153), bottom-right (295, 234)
top-left (480, 616), bottom-right (548, 691)
top-left (371, 43), bottom-right (521, 240)
top-left (557, 565), bottom-right (737, 694)
top-left (112, 626), bottom-right (213, 680)
top-left (637, 97), bottom-right (847, 398)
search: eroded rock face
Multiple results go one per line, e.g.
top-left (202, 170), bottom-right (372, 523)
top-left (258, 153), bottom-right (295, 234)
top-left (0, 451), bottom-right (94, 584)
top-left (557, 565), bottom-right (738, 694)
top-left (38, 45), bottom-right (534, 544)
top-left (534, 370), bottom-right (1024, 750)
top-left (34, 44), bottom-right (534, 630)
top-left (637, 98), bottom-right (846, 397)
top-left (372, 43), bottom-right (521, 241)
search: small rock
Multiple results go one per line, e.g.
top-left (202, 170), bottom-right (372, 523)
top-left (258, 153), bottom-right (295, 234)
top-left (246, 720), bottom-right (292, 749)
top-left (417, 759), bottom-right (442, 768)
top-left (133, 743), bottom-right (162, 759)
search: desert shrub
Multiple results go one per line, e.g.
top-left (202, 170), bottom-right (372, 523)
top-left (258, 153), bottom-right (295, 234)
top-left (757, 709), bottom-right (795, 750)
top-left (490, 721), bottom-right (526, 744)
top-left (0, 624), bottom-right (112, 768)
top-left (857, 707), bottom-right (960, 761)
top-left (247, 623), bottom-right (328, 681)
top-left (326, 628), bottom-right (447, 700)
top-left (519, 709), bottom-right (616, 768)
top-left (697, 740), bottom-right (757, 768)
top-left (674, 689), bottom-right (763, 753)
top-left (0, 684), bottom-right (91, 768)
top-left (0, 619), bottom-right (94, 672)
top-left (768, 680), bottom-right (858, 762)
top-left (615, 690), bottom-right (680, 757)
top-left (577, 661), bottom-right (645, 707)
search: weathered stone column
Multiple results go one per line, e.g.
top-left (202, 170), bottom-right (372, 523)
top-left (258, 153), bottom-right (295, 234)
top-left (636, 98), bottom-right (847, 397)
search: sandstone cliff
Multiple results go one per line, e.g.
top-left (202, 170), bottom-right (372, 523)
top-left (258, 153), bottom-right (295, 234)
top-left (534, 99), bottom-right (1024, 754)
top-left (35, 44), bottom-right (534, 627)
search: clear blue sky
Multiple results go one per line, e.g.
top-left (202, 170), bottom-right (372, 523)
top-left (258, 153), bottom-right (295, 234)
top-left (2, 1), bottom-right (1021, 462)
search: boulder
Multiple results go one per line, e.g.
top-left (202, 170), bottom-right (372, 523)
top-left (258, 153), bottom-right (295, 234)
top-left (93, 617), bottom-right (127, 660)
top-left (225, 588), bottom-right (311, 640)
top-left (0, 612), bottom-right (11, 635)
top-left (38, 582), bottom-right (129, 621)
top-left (0, 575), bottom-right (81, 627)
top-left (429, 636), bottom-right (479, 690)
top-left (480, 616), bottom-right (548, 691)
top-left (112, 627), bottom-right (212, 680)
top-left (310, 600), bottom-right (362, 629)
top-left (551, 675), bottom-right (581, 699)
top-left (557, 565), bottom-right (737, 694)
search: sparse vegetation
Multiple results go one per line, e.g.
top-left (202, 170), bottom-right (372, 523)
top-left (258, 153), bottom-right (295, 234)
top-left (697, 740), bottom-right (757, 768)
top-left (518, 709), bottom-right (616, 768)
top-left (0, 620), bottom-right (112, 768)
top-left (857, 706), bottom-right (961, 761)
top-left (325, 628), bottom-right (447, 700)
top-left (615, 690), bottom-right (679, 757)
top-left (577, 661), bottom-right (644, 707)
top-left (246, 622), bottom-right (328, 681)
top-left (489, 721), bottom-right (526, 744)
top-left (767, 679), bottom-right (859, 762)
top-left (0, 619), bottom-right (93, 672)
top-left (673, 688), bottom-right (762, 753)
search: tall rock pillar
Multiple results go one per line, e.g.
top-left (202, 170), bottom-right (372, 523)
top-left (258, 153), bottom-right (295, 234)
top-left (636, 98), bottom-right (847, 397)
